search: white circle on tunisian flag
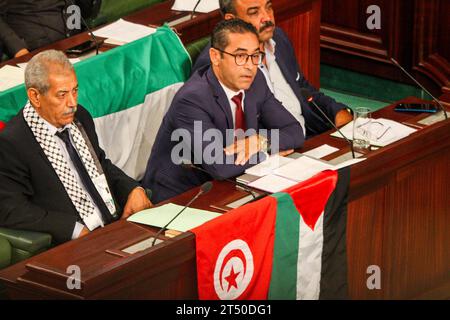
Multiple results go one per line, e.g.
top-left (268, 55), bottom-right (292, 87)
top-left (213, 239), bottom-right (254, 300)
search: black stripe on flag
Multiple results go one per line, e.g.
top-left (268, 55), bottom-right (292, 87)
top-left (319, 166), bottom-right (350, 299)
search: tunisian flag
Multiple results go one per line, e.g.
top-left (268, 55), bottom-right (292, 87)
top-left (192, 195), bottom-right (278, 300)
top-left (191, 169), bottom-right (349, 300)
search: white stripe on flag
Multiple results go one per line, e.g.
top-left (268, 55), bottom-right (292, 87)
top-left (93, 82), bottom-right (184, 180)
top-left (296, 213), bottom-right (324, 300)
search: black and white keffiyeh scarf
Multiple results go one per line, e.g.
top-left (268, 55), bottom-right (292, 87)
top-left (23, 103), bottom-right (115, 225)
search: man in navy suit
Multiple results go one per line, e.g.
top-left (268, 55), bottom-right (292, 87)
top-left (142, 19), bottom-right (304, 203)
top-left (192, 0), bottom-right (353, 138)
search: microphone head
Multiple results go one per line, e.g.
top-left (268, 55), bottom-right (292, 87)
top-left (200, 181), bottom-right (213, 194)
top-left (300, 88), bottom-right (313, 101)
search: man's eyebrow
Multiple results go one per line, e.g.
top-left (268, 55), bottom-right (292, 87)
top-left (233, 47), bottom-right (250, 52)
top-left (56, 83), bottom-right (78, 93)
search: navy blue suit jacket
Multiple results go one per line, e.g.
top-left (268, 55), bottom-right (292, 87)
top-left (192, 27), bottom-right (347, 137)
top-left (142, 66), bottom-right (304, 203)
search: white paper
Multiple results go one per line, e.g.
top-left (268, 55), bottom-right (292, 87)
top-left (93, 19), bottom-right (156, 44)
top-left (127, 203), bottom-right (221, 232)
top-left (302, 144), bottom-right (339, 159)
top-left (333, 157), bottom-right (366, 169)
top-left (122, 237), bottom-right (163, 254)
top-left (245, 154), bottom-right (294, 177)
top-left (418, 111), bottom-right (450, 126)
top-left (69, 58), bottom-right (81, 64)
top-left (104, 38), bottom-right (127, 46)
top-left (273, 156), bottom-right (334, 182)
top-left (330, 118), bottom-right (417, 147)
top-left (0, 65), bottom-right (25, 91)
top-left (248, 174), bottom-right (298, 193)
top-left (246, 154), bottom-right (365, 193)
top-left (226, 194), bottom-right (255, 209)
top-left (171, 0), bottom-right (220, 13)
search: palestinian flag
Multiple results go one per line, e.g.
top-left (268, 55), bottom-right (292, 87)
top-left (192, 168), bottom-right (350, 300)
top-left (0, 25), bottom-right (190, 180)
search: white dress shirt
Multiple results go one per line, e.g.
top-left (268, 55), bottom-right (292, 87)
top-left (217, 80), bottom-right (269, 160)
top-left (259, 39), bottom-right (306, 135)
top-left (42, 118), bottom-right (104, 239)
top-left (218, 80), bottom-right (246, 128)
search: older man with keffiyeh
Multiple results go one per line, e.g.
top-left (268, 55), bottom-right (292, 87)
top-left (0, 50), bottom-right (152, 244)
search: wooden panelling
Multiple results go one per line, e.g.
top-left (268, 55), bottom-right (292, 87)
top-left (321, 0), bottom-right (449, 102)
top-left (346, 148), bottom-right (450, 299)
top-left (321, 1), bottom-right (413, 64)
top-left (347, 188), bottom-right (386, 299)
top-left (412, 0), bottom-right (450, 96)
top-left (278, 0), bottom-right (321, 87)
top-left (383, 150), bottom-right (450, 299)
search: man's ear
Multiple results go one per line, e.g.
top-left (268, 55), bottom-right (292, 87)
top-left (27, 88), bottom-right (41, 109)
top-left (224, 13), bottom-right (236, 20)
top-left (209, 47), bottom-right (220, 66)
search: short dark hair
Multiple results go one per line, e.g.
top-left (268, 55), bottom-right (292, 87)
top-left (211, 19), bottom-right (259, 52)
top-left (219, 0), bottom-right (236, 16)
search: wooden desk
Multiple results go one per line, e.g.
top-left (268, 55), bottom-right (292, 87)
top-left (1, 98), bottom-right (448, 299)
top-left (0, 0), bottom-right (321, 88)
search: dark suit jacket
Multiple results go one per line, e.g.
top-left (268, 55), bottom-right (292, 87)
top-left (0, 105), bottom-right (140, 244)
top-left (142, 66), bottom-right (304, 203)
top-left (0, 0), bottom-right (96, 57)
top-left (192, 27), bottom-right (347, 137)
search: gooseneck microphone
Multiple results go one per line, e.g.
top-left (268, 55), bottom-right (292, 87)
top-left (181, 161), bottom-right (264, 199)
top-left (390, 58), bottom-right (448, 120)
top-left (66, 0), bottom-right (101, 55)
top-left (151, 181), bottom-right (212, 247)
top-left (190, 0), bottom-right (202, 19)
top-left (301, 88), bottom-right (356, 158)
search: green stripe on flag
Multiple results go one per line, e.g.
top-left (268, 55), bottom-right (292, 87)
top-left (268, 192), bottom-right (301, 300)
top-left (75, 25), bottom-right (190, 118)
top-left (0, 25), bottom-right (190, 122)
top-left (0, 84), bottom-right (27, 122)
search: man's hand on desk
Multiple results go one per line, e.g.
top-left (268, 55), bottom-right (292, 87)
top-left (335, 109), bottom-right (353, 128)
top-left (121, 187), bottom-right (153, 220)
top-left (14, 48), bottom-right (30, 58)
top-left (224, 135), bottom-right (265, 166)
top-left (79, 226), bottom-right (90, 238)
top-left (278, 149), bottom-right (294, 157)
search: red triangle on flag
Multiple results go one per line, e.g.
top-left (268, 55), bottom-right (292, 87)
top-left (0, 121), bottom-right (5, 132)
top-left (284, 170), bottom-right (338, 231)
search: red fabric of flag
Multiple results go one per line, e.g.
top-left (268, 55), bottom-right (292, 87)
top-left (191, 196), bottom-right (278, 300)
top-left (283, 170), bottom-right (338, 231)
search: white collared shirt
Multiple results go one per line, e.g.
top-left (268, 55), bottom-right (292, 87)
top-left (217, 81), bottom-right (269, 161)
top-left (217, 80), bottom-right (246, 128)
top-left (42, 118), bottom-right (104, 239)
top-left (259, 39), bottom-right (306, 135)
